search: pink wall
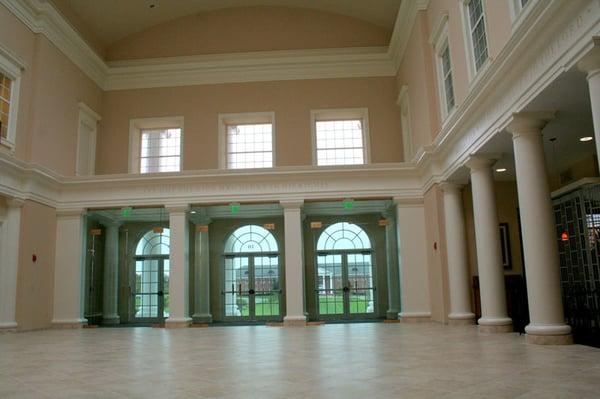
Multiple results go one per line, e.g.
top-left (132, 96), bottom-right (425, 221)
top-left (15, 201), bottom-right (57, 330)
top-left (106, 6), bottom-right (391, 61)
top-left (97, 77), bottom-right (403, 174)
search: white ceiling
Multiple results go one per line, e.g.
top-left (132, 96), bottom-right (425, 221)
top-left (61, 0), bottom-right (402, 46)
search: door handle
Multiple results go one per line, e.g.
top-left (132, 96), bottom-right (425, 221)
top-left (157, 291), bottom-right (164, 297)
top-left (343, 286), bottom-right (350, 292)
top-left (249, 289), bottom-right (255, 295)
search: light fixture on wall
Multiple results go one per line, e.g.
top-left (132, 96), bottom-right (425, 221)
top-left (580, 136), bottom-right (594, 142)
top-left (495, 168), bottom-right (507, 173)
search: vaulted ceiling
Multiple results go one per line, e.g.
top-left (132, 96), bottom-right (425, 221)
top-left (55, 0), bottom-right (402, 47)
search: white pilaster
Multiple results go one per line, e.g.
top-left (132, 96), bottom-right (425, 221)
top-left (102, 221), bottom-right (121, 325)
top-left (578, 39), bottom-right (600, 170)
top-left (394, 198), bottom-right (431, 322)
top-left (507, 113), bottom-right (572, 345)
top-left (165, 204), bottom-right (191, 328)
top-left (192, 212), bottom-right (212, 323)
top-left (466, 157), bottom-right (512, 332)
top-left (440, 183), bottom-right (475, 324)
top-left (53, 208), bottom-right (88, 328)
top-left (0, 198), bottom-right (24, 330)
top-left (384, 206), bottom-right (400, 320)
top-left (281, 200), bottom-right (306, 326)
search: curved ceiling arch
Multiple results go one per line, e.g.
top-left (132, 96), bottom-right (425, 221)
top-left (57, 0), bottom-right (402, 47)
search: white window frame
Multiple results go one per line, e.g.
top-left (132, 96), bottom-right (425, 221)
top-left (396, 86), bottom-right (413, 162)
top-left (509, 0), bottom-right (536, 28)
top-left (310, 108), bottom-right (371, 166)
top-left (430, 13), bottom-right (456, 122)
top-left (75, 102), bottom-right (101, 176)
top-left (0, 45), bottom-right (24, 152)
top-left (129, 116), bottom-right (184, 174)
top-left (460, 0), bottom-right (490, 82)
top-left (218, 111), bottom-right (276, 170)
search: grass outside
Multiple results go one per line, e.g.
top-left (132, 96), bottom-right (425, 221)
top-left (318, 294), bottom-right (371, 315)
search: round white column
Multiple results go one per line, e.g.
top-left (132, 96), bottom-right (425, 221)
top-left (507, 113), bottom-right (572, 345)
top-left (102, 221), bottom-right (121, 325)
top-left (440, 183), bottom-right (475, 325)
top-left (192, 213), bottom-right (212, 324)
top-left (281, 200), bottom-right (307, 326)
top-left (578, 43), bottom-right (600, 170)
top-left (0, 198), bottom-right (24, 330)
top-left (466, 157), bottom-right (512, 332)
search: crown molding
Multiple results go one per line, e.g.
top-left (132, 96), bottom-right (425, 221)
top-left (105, 47), bottom-right (396, 90)
top-left (387, 0), bottom-right (429, 70)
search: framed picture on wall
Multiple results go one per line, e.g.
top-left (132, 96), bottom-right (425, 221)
top-left (499, 223), bottom-right (512, 270)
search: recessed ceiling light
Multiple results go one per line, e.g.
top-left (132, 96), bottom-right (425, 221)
top-left (149, 4), bottom-right (155, 8)
top-left (496, 168), bottom-right (507, 173)
top-left (190, 210), bottom-right (197, 214)
top-left (580, 136), bottom-right (594, 142)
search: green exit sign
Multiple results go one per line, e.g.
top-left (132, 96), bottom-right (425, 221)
top-left (343, 199), bottom-right (354, 209)
top-left (230, 203), bottom-right (241, 215)
top-left (121, 207), bottom-right (133, 217)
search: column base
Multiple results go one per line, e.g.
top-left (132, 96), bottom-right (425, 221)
top-left (102, 315), bottom-right (120, 325)
top-left (165, 317), bottom-right (192, 328)
top-left (386, 310), bottom-right (400, 320)
top-left (477, 316), bottom-right (513, 332)
top-left (283, 316), bottom-right (307, 327)
top-left (0, 321), bottom-right (18, 330)
top-left (448, 312), bottom-right (476, 325)
top-left (192, 313), bottom-right (213, 324)
top-left (399, 312), bottom-right (431, 322)
top-left (51, 318), bottom-right (88, 329)
top-left (525, 324), bottom-right (572, 345)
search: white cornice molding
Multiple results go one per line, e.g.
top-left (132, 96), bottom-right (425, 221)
top-left (0, 0), bottom-right (107, 88)
top-left (388, 0), bottom-right (429, 71)
top-left (1, 0), bottom-right (415, 90)
top-left (105, 47), bottom-right (396, 90)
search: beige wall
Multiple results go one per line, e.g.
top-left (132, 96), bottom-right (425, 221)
top-left (106, 6), bottom-right (391, 61)
top-left (97, 77), bottom-right (403, 174)
top-left (15, 201), bottom-right (57, 330)
top-left (49, 0), bottom-right (106, 58)
top-left (0, 4), bottom-right (103, 176)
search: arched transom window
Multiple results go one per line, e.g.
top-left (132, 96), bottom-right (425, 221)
top-left (317, 222), bottom-right (371, 251)
top-left (135, 228), bottom-right (170, 256)
top-left (224, 225), bottom-right (278, 254)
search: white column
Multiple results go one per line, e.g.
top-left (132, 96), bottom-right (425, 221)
top-left (102, 221), bottom-right (120, 324)
top-left (281, 200), bottom-right (306, 326)
top-left (507, 113), bottom-right (572, 345)
top-left (578, 40), bottom-right (600, 169)
top-left (466, 157), bottom-right (512, 332)
top-left (166, 204), bottom-right (191, 328)
top-left (0, 198), bottom-right (24, 329)
top-left (440, 183), bottom-right (475, 324)
top-left (192, 213), bottom-right (212, 323)
top-left (53, 209), bottom-right (88, 327)
top-left (395, 198), bottom-right (431, 322)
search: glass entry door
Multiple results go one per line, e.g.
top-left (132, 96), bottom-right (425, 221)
top-left (223, 255), bottom-right (281, 320)
top-left (133, 257), bottom-right (170, 323)
top-left (317, 251), bottom-right (375, 319)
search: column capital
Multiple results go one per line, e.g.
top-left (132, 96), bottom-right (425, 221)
top-left (464, 155), bottom-right (497, 171)
top-left (506, 112), bottom-right (555, 137)
top-left (577, 37), bottom-right (600, 77)
top-left (165, 204), bottom-right (189, 214)
top-left (56, 208), bottom-right (86, 218)
top-left (392, 197), bottom-right (423, 207)
top-left (280, 199), bottom-right (304, 209)
top-left (5, 197), bottom-right (25, 208)
top-left (439, 182), bottom-right (464, 193)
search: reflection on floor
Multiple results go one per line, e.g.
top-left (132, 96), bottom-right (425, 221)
top-left (1, 323), bottom-right (599, 398)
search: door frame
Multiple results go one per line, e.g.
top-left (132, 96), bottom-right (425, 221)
top-left (315, 249), bottom-right (377, 320)
top-left (221, 251), bottom-right (282, 322)
top-left (130, 255), bottom-right (169, 324)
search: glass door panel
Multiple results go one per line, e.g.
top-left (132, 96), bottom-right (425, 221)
top-left (254, 255), bottom-right (280, 317)
top-left (347, 253), bottom-right (375, 315)
top-left (134, 259), bottom-right (160, 319)
top-left (316, 254), bottom-right (344, 316)
top-left (224, 256), bottom-right (250, 318)
top-left (162, 259), bottom-right (170, 318)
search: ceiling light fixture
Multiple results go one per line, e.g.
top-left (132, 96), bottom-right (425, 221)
top-left (580, 136), bottom-right (594, 142)
top-left (496, 168), bottom-right (507, 173)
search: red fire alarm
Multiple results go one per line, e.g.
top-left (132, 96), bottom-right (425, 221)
top-left (561, 231), bottom-right (569, 242)
top-left (32, 254), bottom-right (37, 262)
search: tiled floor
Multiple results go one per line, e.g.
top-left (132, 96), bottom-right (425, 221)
top-left (1, 323), bottom-right (599, 398)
